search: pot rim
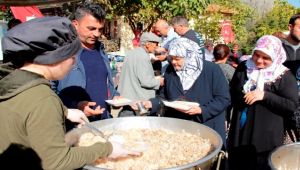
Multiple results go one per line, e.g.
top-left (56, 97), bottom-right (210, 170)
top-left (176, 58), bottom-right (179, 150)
top-left (268, 142), bottom-right (300, 169)
top-left (81, 117), bottom-right (223, 170)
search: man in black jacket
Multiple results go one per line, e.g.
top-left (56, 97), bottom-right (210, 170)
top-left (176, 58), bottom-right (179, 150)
top-left (171, 16), bottom-right (205, 60)
top-left (282, 14), bottom-right (300, 61)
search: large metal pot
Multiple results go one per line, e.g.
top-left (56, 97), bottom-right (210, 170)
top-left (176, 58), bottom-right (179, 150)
top-left (73, 117), bottom-right (222, 170)
top-left (269, 142), bottom-right (300, 170)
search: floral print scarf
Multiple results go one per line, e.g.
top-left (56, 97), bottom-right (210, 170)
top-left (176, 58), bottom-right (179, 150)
top-left (243, 35), bottom-right (288, 92)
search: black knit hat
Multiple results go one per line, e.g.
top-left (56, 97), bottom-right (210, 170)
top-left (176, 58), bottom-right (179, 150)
top-left (2, 16), bottom-right (81, 66)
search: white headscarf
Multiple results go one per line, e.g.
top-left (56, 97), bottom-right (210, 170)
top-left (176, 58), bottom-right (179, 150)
top-left (243, 35), bottom-right (288, 93)
top-left (168, 38), bottom-right (203, 91)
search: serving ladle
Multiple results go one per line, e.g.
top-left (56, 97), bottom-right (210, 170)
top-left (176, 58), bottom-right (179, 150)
top-left (84, 120), bottom-right (107, 139)
top-left (82, 119), bottom-right (148, 153)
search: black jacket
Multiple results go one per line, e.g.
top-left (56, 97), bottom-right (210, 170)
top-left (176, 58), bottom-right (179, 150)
top-left (228, 62), bottom-right (298, 153)
top-left (282, 40), bottom-right (300, 72)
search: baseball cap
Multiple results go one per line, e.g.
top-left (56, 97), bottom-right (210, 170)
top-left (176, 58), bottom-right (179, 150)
top-left (140, 32), bottom-right (162, 43)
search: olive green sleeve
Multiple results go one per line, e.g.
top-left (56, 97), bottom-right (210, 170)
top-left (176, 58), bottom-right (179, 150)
top-left (26, 94), bottom-right (112, 170)
top-left (63, 105), bottom-right (68, 117)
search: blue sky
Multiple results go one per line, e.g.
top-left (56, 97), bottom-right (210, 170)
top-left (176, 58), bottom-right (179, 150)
top-left (288, 0), bottom-right (300, 7)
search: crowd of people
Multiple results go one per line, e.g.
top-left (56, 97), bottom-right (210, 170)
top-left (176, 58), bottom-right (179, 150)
top-left (0, 2), bottom-right (300, 170)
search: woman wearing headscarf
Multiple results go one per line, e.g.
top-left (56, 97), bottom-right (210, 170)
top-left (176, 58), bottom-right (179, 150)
top-left (228, 35), bottom-right (298, 170)
top-left (139, 38), bottom-right (230, 145)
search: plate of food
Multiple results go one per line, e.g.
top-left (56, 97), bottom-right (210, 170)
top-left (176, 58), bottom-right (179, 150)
top-left (105, 98), bottom-right (132, 107)
top-left (162, 100), bottom-right (199, 111)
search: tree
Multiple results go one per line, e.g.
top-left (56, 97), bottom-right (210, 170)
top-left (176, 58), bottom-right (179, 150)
top-left (194, 0), bottom-right (254, 51)
top-left (239, 0), bottom-right (300, 53)
top-left (252, 0), bottom-right (299, 39)
top-left (0, 5), bottom-right (13, 21)
top-left (95, 0), bottom-right (212, 33)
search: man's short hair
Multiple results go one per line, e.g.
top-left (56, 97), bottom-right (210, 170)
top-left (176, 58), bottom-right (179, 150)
top-left (213, 44), bottom-right (230, 61)
top-left (171, 16), bottom-right (189, 27)
top-left (73, 3), bottom-right (106, 22)
top-left (289, 14), bottom-right (300, 25)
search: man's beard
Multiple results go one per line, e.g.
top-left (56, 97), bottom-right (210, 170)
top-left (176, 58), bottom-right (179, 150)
top-left (291, 31), bottom-right (300, 43)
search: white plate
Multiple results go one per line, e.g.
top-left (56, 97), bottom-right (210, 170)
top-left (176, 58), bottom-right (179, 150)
top-left (105, 98), bottom-right (132, 107)
top-left (162, 100), bottom-right (199, 111)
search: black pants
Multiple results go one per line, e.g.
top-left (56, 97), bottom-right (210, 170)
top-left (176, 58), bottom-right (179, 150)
top-left (228, 145), bottom-right (271, 170)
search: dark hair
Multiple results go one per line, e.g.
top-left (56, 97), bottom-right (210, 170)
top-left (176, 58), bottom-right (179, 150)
top-left (74, 3), bottom-right (106, 22)
top-left (289, 14), bottom-right (300, 25)
top-left (213, 44), bottom-right (230, 61)
top-left (171, 16), bottom-right (189, 27)
top-left (7, 18), bottom-right (21, 30)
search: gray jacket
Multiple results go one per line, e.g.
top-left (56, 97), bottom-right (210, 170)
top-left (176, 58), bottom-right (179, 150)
top-left (118, 47), bottom-right (160, 101)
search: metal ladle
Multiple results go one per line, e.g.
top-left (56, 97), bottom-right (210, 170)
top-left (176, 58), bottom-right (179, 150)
top-left (82, 119), bottom-right (148, 152)
top-left (82, 118), bottom-right (107, 140)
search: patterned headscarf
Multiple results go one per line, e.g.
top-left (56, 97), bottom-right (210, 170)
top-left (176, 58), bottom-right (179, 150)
top-left (243, 35), bottom-right (288, 93)
top-left (168, 38), bottom-right (203, 91)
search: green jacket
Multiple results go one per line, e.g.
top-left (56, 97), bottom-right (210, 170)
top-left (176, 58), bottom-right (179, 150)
top-left (0, 63), bottom-right (112, 170)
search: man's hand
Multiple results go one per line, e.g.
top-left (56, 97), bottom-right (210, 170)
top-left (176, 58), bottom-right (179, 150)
top-left (77, 101), bottom-right (105, 116)
top-left (130, 101), bottom-right (139, 111)
top-left (244, 89), bottom-right (264, 105)
top-left (142, 101), bottom-right (153, 109)
top-left (155, 54), bottom-right (167, 61)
